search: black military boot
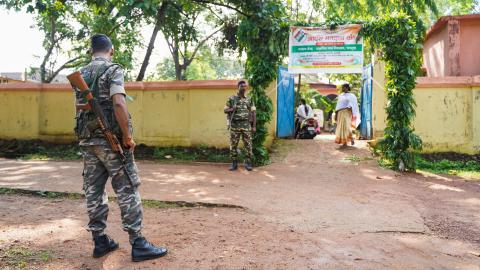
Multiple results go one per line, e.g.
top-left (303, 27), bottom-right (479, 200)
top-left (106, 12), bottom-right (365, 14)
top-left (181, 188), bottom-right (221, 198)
top-left (93, 234), bottom-right (119, 258)
top-left (131, 237), bottom-right (168, 262)
top-left (229, 160), bottom-right (238, 171)
top-left (245, 162), bottom-right (253, 171)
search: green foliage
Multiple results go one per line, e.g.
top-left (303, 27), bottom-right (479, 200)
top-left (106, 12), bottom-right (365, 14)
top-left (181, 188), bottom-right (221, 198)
top-left (1, 0), bottom-right (153, 80)
top-left (152, 46), bottom-right (244, 81)
top-left (327, 73), bottom-right (362, 94)
top-left (153, 57), bottom-right (177, 80)
top-left (160, 1), bottom-right (227, 80)
top-left (361, 13), bottom-right (423, 171)
top-left (416, 157), bottom-right (480, 179)
top-left (71, 1), bottom-right (147, 75)
top-left (300, 89), bottom-right (336, 113)
top-left (0, 245), bottom-right (52, 269)
top-left (475, 0), bottom-right (480, 13)
top-left (423, 0), bottom-right (477, 26)
top-left (236, 0), bottom-right (290, 165)
top-left (1, 0), bottom-right (82, 82)
top-left (343, 155), bottom-right (374, 162)
top-left (313, 0), bottom-right (438, 23)
top-left (40, 251), bottom-right (50, 263)
top-left (294, 13), bottom-right (423, 170)
top-left (0, 140), bottom-right (81, 160)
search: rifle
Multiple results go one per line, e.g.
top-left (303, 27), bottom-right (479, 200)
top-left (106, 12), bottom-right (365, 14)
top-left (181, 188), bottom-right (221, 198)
top-left (67, 71), bottom-right (126, 162)
top-left (227, 96), bottom-right (238, 131)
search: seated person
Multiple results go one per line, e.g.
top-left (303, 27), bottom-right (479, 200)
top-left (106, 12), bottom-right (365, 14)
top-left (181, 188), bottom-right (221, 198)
top-left (295, 99), bottom-right (317, 135)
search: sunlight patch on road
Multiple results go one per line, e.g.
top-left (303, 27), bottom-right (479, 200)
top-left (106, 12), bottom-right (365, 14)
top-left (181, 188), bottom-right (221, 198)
top-left (428, 183), bottom-right (464, 192)
top-left (0, 218), bottom-right (83, 245)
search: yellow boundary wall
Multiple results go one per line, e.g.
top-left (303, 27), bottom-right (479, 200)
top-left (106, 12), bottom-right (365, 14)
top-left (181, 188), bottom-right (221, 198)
top-left (0, 81), bottom-right (277, 148)
top-left (373, 66), bottom-right (480, 154)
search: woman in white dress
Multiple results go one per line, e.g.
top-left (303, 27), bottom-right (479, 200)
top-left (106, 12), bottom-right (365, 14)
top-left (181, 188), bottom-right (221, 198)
top-left (334, 84), bottom-right (360, 146)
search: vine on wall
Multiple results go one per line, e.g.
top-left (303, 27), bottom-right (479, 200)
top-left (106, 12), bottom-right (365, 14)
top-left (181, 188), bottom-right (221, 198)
top-left (236, 1), bottom-right (290, 165)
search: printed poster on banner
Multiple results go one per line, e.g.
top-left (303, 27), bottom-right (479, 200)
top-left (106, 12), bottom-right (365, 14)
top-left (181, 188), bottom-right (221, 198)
top-left (288, 25), bottom-right (364, 74)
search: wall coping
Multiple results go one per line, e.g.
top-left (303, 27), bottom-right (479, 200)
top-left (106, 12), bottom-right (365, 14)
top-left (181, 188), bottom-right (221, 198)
top-left (416, 76), bottom-right (480, 88)
top-left (0, 80), bottom-right (239, 91)
top-left (3, 77), bottom-right (478, 91)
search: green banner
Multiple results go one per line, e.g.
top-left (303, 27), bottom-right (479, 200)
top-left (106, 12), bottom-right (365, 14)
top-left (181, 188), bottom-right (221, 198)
top-left (291, 44), bottom-right (363, 53)
top-left (288, 25), bottom-right (364, 74)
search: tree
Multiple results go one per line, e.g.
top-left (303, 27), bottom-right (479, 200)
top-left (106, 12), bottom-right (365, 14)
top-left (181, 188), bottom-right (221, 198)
top-left (417, 0), bottom-right (476, 26)
top-left (475, 0), bottom-right (480, 13)
top-left (152, 45), bottom-right (244, 80)
top-left (75, 0), bottom-right (148, 77)
top-left (1, 0), bottom-right (153, 81)
top-left (153, 58), bottom-right (177, 81)
top-left (1, 0), bottom-right (83, 83)
top-left (311, 0), bottom-right (438, 42)
top-left (136, 0), bottom-right (169, 81)
top-left (160, 2), bottom-right (223, 80)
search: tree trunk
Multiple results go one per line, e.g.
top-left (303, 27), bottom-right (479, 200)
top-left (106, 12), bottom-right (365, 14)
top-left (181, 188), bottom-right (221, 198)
top-left (180, 65), bottom-right (187, 80)
top-left (172, 47), bottom-right (182, 80)
top-left (136, 1), bottom-right (169, 81)
top-left (41, 16), bottom-right (58, 83)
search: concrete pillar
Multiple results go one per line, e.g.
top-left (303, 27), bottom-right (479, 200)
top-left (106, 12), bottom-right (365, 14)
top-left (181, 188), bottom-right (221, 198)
top-left (371, 53), bottom-right (387, 139)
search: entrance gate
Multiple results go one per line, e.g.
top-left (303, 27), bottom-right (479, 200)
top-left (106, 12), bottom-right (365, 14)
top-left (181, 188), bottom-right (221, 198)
top-left (276, 66), bottom-right (295, 138)
top-left (359, 64), bottom-right (373, 139)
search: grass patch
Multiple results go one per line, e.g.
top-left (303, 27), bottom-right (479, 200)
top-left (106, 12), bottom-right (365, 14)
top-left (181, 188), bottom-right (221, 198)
top-left (1, 245), bottom-right (51, 269)
top-left (150, 146), bottom-right (233, 163)
top-left (141, 199), bottom-right (183, 209)
top-left (0, 139), bottom-right (234, 163)
top-left (0, 187), bottom-right (242, 209)
top-left (378, 157), bottom-right (393, 168)
top-left (0, 188), bottom-right (83, 199)
top-left (376, 151), bottom-right (480, 180)
top-left (0, 139), bottom-right (80, 160)
top-left (343, 155), bottom-right (374, 162)
top-left (0, 139), bottom-right (284, 165)
top-left (416, 156), bottom-right (480, 180)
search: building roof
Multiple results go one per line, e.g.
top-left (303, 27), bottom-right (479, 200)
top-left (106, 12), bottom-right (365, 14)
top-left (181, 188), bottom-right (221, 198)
top-left (426, 14), bottom-right (480, 40)
top-left (0, 72), bottom-right (24, 81)
top-left (0, 70), bottom-right (68, 83)
top-left (308, 83), bottom-right (337, 89)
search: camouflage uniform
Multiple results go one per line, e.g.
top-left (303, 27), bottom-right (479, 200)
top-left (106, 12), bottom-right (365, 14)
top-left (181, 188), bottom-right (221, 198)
top-left (74, 56), bottom-right (142, 244)
top-left (226, 95), bottom-right (255, 163)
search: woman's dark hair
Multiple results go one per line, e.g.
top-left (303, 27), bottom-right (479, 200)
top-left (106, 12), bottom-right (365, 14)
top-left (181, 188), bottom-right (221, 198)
top-left (342, 83), bottom-right (351, 92)
top-left (300, 98), bottom-right (306, 104)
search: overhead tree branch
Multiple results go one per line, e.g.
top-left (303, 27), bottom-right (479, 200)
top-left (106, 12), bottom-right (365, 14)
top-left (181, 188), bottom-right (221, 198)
top-left (189, 0), bottom-right (249, 17)
top-left (186, 26), bottom-right (223, 66)
top-left (45, 56), bottom-right (82, 83)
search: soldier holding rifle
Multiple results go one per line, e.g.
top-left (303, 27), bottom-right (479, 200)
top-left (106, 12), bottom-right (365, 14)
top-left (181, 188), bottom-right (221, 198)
top-left (69, 34), bottom-right (167, 262)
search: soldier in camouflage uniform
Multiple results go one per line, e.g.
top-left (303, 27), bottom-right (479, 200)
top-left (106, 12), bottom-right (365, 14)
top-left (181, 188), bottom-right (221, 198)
top-left (224, 80), bottom-right (256, 171)
top-left (73, 34), bottom-right (167, 262)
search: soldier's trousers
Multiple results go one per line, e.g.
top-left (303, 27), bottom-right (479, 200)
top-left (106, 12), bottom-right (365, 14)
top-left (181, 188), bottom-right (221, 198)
top-left (230, 128), bottom-right (253, 163)
top-left (81, 145), bottom-right (143, 243)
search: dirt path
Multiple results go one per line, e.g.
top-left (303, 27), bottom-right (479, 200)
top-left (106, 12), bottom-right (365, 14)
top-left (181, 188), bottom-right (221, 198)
top-left (1, 136), bottom-right (480, 269)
